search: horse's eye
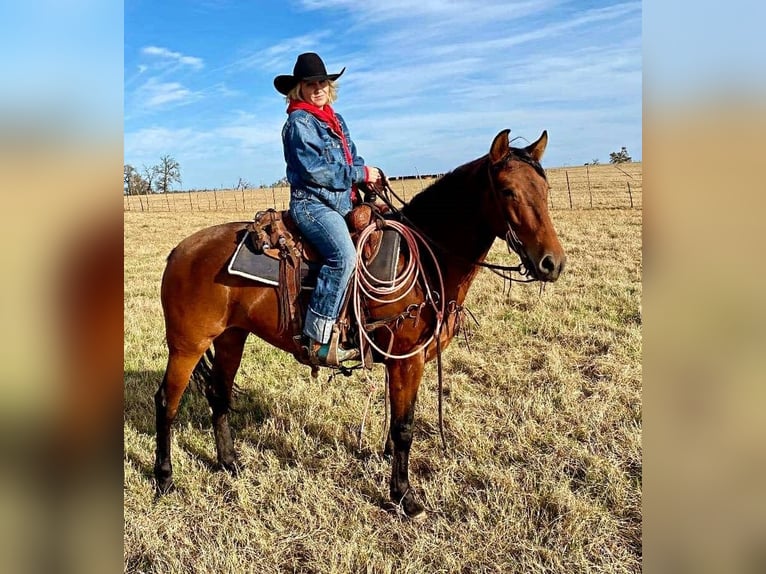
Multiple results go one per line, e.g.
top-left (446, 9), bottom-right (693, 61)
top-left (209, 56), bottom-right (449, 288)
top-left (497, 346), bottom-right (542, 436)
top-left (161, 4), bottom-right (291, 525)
top-left (502, 188), bottom-right (516, 198)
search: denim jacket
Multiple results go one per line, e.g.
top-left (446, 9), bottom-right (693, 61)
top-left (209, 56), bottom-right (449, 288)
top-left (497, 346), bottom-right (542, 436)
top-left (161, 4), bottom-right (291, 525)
top-left (282, 109), bottom-right (366, 216)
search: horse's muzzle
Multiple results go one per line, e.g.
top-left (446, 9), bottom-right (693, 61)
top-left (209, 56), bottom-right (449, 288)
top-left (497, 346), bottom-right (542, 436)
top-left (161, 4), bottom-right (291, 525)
top-left (537, 252), bottom-right (566, 281)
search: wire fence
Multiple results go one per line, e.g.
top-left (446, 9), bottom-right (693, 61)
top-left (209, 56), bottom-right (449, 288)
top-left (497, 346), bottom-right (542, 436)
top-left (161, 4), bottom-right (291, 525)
top-left (123, 163), bottom-right (642, 213)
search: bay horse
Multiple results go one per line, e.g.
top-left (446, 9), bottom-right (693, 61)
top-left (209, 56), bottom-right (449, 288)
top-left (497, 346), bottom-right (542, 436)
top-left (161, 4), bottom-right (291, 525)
top-left (154, 129), bottom-right (566, 519)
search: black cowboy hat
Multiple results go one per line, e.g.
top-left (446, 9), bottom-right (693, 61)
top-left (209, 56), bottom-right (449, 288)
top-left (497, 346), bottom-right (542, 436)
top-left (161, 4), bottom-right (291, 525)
top-left (273, 52), bottom-right (345, 95)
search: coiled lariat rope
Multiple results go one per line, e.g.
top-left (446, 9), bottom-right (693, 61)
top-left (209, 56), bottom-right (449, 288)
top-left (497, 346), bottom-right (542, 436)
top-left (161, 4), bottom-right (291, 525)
top-left (352, 219), bottom-right (446, 363)
top-left (352, 217), bottom-right (449, 450)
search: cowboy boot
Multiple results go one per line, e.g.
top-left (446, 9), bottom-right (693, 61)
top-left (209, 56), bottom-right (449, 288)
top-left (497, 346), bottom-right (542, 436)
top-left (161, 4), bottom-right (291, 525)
top-left (303, 336), bottom-right (360, 367)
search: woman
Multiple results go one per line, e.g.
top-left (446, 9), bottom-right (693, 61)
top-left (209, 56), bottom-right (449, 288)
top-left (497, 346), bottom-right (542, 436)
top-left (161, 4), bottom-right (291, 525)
top-left (274, 52), bottom-right (382, 366)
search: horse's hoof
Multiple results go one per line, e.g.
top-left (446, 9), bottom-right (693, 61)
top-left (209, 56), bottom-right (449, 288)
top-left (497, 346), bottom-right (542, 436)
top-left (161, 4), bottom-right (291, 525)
top-left (387, 495), bottom-right (427, 521)
top-left (220, 460), bottom-right (242, 477)
top-left (407, 508), bottom-right (428, 522)
top-left (403, 499), bottom-right (427, 521)
top-left (155, 477), bottom-right (175, 496)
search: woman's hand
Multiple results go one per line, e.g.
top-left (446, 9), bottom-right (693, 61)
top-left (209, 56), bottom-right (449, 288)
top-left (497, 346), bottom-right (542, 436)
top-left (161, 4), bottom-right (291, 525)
top-left (366, 166), bottom-right (382, 184)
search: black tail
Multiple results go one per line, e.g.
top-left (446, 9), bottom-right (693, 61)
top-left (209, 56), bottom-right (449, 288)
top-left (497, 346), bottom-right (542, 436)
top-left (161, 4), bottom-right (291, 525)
top-left (191, 348), bottom-right (215, 393)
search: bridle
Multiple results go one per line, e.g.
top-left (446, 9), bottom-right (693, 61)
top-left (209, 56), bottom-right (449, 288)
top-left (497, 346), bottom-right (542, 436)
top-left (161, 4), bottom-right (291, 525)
top-left (483, 154), bottom-right (539, 283)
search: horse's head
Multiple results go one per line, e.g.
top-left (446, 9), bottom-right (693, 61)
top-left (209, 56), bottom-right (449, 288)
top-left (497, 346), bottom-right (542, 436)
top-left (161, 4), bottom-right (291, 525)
top-left (486, 129), bottom-right (566, 281)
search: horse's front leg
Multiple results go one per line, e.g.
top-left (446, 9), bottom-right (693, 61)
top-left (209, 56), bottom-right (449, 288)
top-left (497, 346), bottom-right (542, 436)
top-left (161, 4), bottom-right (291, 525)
top-left (386, 355), bottom-right (427, 520)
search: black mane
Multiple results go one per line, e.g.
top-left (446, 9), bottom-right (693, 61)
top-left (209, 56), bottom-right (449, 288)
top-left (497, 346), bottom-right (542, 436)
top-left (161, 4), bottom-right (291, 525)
top-left (402, 156), bottom-right (484, 221)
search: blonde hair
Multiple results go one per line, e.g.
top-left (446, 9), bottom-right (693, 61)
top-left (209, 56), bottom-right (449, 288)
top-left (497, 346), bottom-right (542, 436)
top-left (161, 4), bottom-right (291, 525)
top-left (285, 80), bottom-right (338, 104)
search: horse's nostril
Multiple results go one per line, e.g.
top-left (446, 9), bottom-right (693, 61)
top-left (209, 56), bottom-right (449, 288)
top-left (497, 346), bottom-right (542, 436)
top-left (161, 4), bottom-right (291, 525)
top-left (540, 254), bottom-right (555, 275)
top-left (538, 254), bottom-right (564, 280)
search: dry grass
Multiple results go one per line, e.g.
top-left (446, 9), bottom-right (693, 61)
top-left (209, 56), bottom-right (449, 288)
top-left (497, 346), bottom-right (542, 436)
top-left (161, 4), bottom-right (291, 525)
top-left (124, 166), bottom-right (642, 573)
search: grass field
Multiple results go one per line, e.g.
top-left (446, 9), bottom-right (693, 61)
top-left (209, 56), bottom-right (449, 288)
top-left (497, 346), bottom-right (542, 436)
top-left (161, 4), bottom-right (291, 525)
top-left (124, 166), bottom-right (642, 573)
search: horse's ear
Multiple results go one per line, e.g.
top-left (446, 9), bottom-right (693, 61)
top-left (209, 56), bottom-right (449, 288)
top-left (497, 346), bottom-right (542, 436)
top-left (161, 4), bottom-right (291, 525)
top-left (525, 130), bottom-right (548, 162)
top-left (490, 129), bottom-right (511, 164)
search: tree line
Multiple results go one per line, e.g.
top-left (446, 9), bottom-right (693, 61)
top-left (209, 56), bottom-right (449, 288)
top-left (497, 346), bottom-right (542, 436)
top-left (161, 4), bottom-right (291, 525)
top-left (124, 155), bottom-right (181, 195)
top-left (584, 146), bottom-right (633, 166)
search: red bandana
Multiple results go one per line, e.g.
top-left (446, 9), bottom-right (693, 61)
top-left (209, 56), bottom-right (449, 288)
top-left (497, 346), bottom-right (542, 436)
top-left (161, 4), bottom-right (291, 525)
top-left (287, 101), bottom-right (359, 203)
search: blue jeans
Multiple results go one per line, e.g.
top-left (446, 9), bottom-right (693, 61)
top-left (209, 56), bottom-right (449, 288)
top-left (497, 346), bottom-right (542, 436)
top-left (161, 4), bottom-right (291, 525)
top-left (289, 196), bottom-right (356, 344)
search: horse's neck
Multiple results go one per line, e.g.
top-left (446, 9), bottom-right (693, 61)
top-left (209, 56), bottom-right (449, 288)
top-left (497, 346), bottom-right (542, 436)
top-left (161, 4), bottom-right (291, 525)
top-left (404, 158), bottom-right (496, 302)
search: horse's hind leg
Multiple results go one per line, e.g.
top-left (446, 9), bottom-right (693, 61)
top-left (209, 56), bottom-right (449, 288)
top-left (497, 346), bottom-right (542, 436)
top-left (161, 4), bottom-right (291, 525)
top-left (154, 349), bottom-right (206, 493)
top-left (205, 328), bottom-right (249, 475)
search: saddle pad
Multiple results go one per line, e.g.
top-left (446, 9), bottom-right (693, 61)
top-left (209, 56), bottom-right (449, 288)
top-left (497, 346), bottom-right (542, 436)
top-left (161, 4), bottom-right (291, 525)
top-left (228, 232), bottom-right (317, 289)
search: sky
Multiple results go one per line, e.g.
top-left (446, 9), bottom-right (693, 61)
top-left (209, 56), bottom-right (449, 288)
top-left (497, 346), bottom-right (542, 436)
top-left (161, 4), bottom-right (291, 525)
top-left (124, 0), bottom-right (642, 190)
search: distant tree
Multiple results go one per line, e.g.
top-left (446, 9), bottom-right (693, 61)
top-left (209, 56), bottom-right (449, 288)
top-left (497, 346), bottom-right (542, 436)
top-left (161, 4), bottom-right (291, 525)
top-left (125, 164), bottom-right (150, 195)
top-left (589, 158), bottom-right (600, 165)
top-left (156, 155), bottom-right (182, 193)
top-left (134, 174), bottom-right (148, 195)
top-left (142, 164), bottom-right (158, 194)
top-left (271, 177), bottom-right (289, 188)
top-left (235, 177), bottom-right (252, 191)
top-left (609, 147), bottom-right (632, 164)
top-left (124, 164), bottom-right (136, 195)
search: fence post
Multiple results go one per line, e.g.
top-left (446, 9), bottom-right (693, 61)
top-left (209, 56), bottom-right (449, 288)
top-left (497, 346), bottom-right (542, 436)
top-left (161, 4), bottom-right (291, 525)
top-left (188, 191), bottom-right (193, 211)
top-left (545, 169), bottom-right (554, 209)
top-left (586, 164), bottom-right (593, 208)
top-left (213, 189), bottom-right (219, 210)
top-left (565, 170), bottom-right (573, 209)
top-left (627, 182), bottom-right (633, 208)
top-left (415, 168), bottom-right (424, 193)
top-left (165, 193), bottom-right (171, 212)
top-left (271, 187), bottom-right (277, 208)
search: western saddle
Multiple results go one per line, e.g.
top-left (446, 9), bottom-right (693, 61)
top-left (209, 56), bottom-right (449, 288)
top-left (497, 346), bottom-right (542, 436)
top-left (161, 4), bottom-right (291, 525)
top-left (246, 201), bottom-right (392, 369)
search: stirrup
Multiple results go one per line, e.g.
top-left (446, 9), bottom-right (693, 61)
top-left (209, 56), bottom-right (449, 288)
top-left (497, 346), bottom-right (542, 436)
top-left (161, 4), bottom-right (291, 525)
top-left (304, 333), bottom-right (359, 367)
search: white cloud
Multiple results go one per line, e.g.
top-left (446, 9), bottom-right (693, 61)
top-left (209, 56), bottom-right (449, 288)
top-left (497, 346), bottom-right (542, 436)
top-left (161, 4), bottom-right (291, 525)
top-left (135, 78), bottom-right (199, 108)
top-left (214, 125), bottom-right (276, 148)
top-left (124, 121), bottom-right (287, 189)
top-left (125, 112), bottom-right (282, 163)
top-left (229, 32), bottom-right (333, 74)
top-left (125, 126), bottom-right (213, 161)
top-left (298, 0), bottom-right (550, 24)
top-left (141, 45), bottom-right (204, 69)
top-left (146, 83), bottom-right (190, 106)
